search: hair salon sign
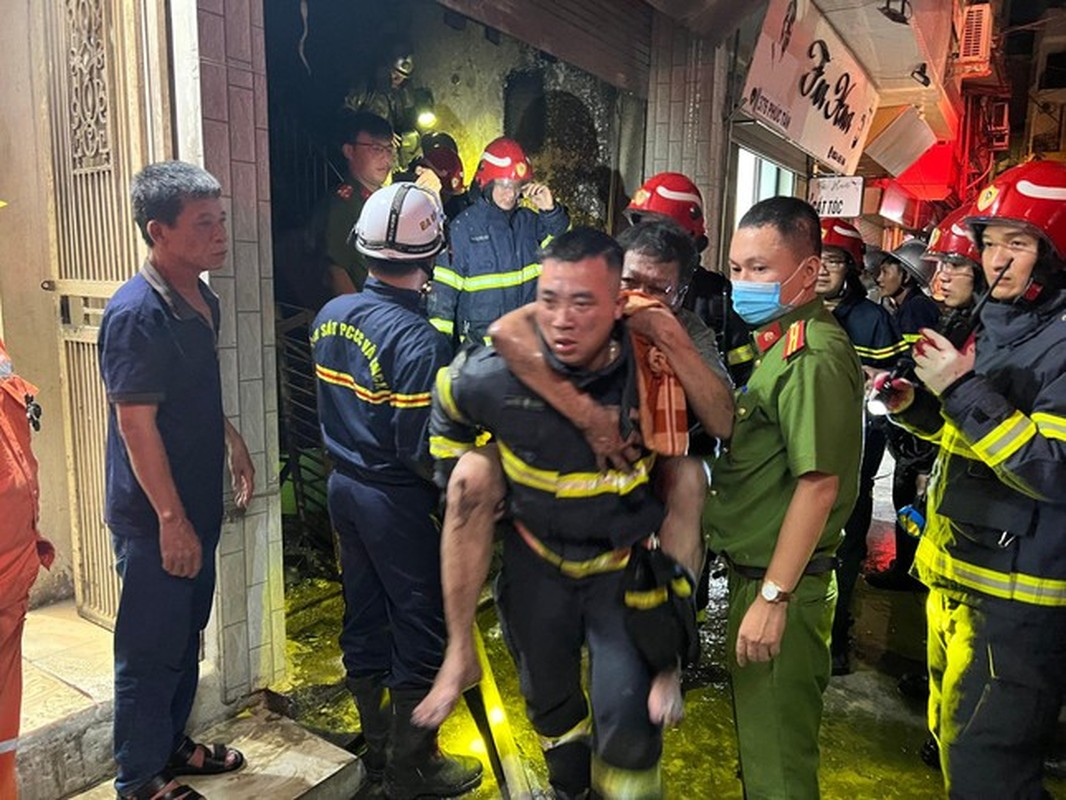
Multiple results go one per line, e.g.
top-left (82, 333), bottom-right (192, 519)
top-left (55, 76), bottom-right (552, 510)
top-left (742, 0), bottom-right (880, 176)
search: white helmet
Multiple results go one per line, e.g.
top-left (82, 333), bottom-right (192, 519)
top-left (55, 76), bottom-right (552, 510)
top-left (351, 182), bottom-right (444, 261)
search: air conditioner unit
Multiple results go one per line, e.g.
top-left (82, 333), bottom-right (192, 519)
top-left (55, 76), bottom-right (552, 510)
top-left (958, 4), bottom-right (993, 77)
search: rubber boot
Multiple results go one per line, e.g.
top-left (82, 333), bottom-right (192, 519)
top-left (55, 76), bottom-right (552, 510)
top-left (383, 688), bottom-right (483, 799)
top-left (348, 674), bottom-right (391, 781)
top-left (544, 740), bottom-right (592, 799)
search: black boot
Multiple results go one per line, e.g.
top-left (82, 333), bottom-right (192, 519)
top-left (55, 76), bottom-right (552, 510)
top-left (348, 674), bottom-right (391, 781)
top-left (383, 688), bottom-right (483, 799)
top-left (544, 740), bottom-right (592, 799)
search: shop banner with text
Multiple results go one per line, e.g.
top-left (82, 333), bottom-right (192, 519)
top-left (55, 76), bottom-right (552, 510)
top-left (741, 0), bottom-right (880, 175)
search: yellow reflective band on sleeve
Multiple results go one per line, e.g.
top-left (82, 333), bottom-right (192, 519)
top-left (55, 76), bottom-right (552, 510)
top-left (429, 435), bottom-right (475, 460)
top-left (315, 364), bottom-right (431, 408)
top-left (903, 333), bottom-right (923, 344)
top-left (591, 754), bottom-right (662, 800)
top-left (434, 366), bottom-right (466, 424)
top-left (853, 340), bottom-right (910, 360)
top-left (430, 317), bottom-right (454, 335)
top-left (1033, 412), bottom-right (1066, 442)
top-left (498, 441), bottom-right (654, 498)
top-left (916, 536), bottom-right (1066, 607)
top-left (433, 267), bottom-right (464, 291)
top-left (971, 410), bottom-right (1037, 467)
top-left (539, 713), bottom-right (592, 751)
top-left (461, 263), bottom-right (541, 292)
top-left (726, 343), bottom-right (755, 366)
top-left (938, 422), bottom-right (973, 457)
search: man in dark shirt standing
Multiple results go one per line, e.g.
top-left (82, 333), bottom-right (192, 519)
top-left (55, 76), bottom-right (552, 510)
top-left (99, 161), bottom-right (255, 800)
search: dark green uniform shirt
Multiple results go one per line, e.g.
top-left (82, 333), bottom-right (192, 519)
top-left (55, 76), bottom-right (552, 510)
top-left (704, 300), bottom-right (863, 567)
top-left (313, 182), bottom-right (371, 290)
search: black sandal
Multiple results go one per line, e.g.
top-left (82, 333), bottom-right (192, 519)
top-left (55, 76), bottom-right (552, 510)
top-left (167, 735), bottom-right (246, 776)
top-left (118, 772), bottom-right (205, 800)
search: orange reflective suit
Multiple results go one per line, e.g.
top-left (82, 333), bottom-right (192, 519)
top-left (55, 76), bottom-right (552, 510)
top-left (0, 339), bottom-right (53, 798)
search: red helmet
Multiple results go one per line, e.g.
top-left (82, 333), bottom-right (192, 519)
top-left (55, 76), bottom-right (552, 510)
top-left (966, 160), bottom-right (1066, 260)
top-left (819, 218), bottom-right (865, 268)
top-left (474, 137), bottom-right (532, 188)
top-left (625, 172), bottom-right (706, 240)
top-left (422, 147), bottom-right (465, 193)
top-left (924, 204), bottom-right (979, 268)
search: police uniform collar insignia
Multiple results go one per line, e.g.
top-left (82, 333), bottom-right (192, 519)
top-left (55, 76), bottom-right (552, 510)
top-left (336, 183), bottom-right (354, 200)
top-left (754, 321), bottom-right (783, 353)
top-left (782, 320), bottom-right (807, 359)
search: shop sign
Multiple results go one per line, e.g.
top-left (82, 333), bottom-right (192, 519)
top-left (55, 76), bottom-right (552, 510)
top-left (741, 0), bottom-right (880, 175)
top-left (807, 176), bottom-right (864, 217)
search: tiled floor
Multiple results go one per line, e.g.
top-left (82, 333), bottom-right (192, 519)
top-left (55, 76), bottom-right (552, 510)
top-left (20, 600), bottom-right (113, 734)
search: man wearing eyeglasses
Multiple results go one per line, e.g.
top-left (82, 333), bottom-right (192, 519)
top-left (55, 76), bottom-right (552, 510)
top-left (315, 111), bottom-right (397, 296)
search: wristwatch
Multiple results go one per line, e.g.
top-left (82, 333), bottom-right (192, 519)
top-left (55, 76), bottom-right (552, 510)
top-left (760, 579), bottom-right (793, 604)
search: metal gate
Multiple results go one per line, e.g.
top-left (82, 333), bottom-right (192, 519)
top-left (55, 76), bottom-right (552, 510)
top-left (41, 0), bottom-right (171, 627)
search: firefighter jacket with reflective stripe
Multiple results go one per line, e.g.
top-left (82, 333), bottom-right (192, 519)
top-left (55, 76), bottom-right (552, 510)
top-left (832, 293), bottom-right (907, 369)
top-left (893, 289), bottom-right (942, 342)
top-left (896, 290), bottom-right (1066, 609)
top-left (429, 334), bottom-right (665, 556)
top-left (311, 279), bottom-right (453, 486)
top-left (427, 195), bottom-right (569, 345)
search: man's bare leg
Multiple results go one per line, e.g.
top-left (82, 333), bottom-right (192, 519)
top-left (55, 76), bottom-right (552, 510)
top-left (412, 446), bottom-right (505, 728)
top-left (647, 456), bottom-right (708, 728)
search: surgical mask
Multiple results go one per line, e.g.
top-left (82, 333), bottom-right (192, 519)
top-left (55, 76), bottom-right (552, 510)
top-left (731, 263), bottom-right (808, 325)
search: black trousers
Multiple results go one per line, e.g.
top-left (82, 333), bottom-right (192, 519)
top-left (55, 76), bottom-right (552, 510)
top-left (495, 533), bottom-right (661, 774)
top-left (928, 589), bottom-right (1066, 799)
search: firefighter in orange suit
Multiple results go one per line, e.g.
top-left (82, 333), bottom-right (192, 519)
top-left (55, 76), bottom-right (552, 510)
top-left (0, 339), bottom-right (54, 799)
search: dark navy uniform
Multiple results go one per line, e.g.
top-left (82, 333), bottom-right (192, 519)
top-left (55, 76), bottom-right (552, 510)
top-left (829, 291), bottom-right (907, 659)
top-left (430, 334), bottom-right (666, 798)
top-left (312, 278), bottom-right (453, 689)
top-left (428, 194), bottom-right (569, 345)
top-left (683, 268), bottom-right (755, 387)
top-left (895, 291), bottom-right (1066, 797)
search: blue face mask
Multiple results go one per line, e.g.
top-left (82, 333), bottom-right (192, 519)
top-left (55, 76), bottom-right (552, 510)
top-left (730, 264), bottom-right (807, 325)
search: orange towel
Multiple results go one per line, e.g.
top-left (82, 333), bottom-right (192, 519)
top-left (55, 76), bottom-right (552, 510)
top-left (623, 292), bottom-right (689, 456)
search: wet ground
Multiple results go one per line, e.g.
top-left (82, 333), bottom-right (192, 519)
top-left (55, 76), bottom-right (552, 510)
top-left (276, 459), bottom-right (1066, 799)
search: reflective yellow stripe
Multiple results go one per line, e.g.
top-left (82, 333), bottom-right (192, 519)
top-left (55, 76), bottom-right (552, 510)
top-left (434, 367), bottom-right (466, 423)
top-left (539, 714), bottom-right (591, 751)
top-left (726, 343), bottom-right (755, 366)
top-left (853, 340), bottom-right (909, 359)
top-left (433, 267), bottom-right (464, 291)
top-left (462, 263), bottom-right (541, 292)
top-left (430, 317), bottom-right (454, 335)
top-left (497, 441), bottom-right (654, 498)
top-left (315, 364), bottom-right (431, 408)
top-left (517, 522), bottom-right (632, 578)
top-left (971, 410), bottom-right (1037, 467)
top-left (429, 434), bottom-right (474, 460)
top-left (591, 754), bottom-right (661, 800)
top-left (916, 536), bottom-right (1066, 607)
top-left (1033, 412), bottom-right (1066, 442)
top-left (903, 333), bottom-right (923, 343)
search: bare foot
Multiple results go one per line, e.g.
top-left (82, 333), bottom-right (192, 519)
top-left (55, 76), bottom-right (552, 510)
top-left (648, 668), bottom-right (684, 728)
top-left (412, 644), bottom-right (482, 728)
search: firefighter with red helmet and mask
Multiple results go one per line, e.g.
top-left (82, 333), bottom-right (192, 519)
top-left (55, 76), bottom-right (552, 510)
top-left (626, 172), bottom-right (756, 386)
top-left (816, 218), bottom-right (906, 674)
top-left (428, 137), bottom-right (569, 345)
top-left (873, 160), bottom-right (1066, 798)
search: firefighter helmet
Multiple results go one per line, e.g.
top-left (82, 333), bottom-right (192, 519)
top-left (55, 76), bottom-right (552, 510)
top-left (625, 172), bottom-right (706, 241)
top-left (966, 160), bottom-right (1066, 261)
top-left (925, 204), bottom-right (980, 268)
top-left (820, 218), bottom-right (865, 269)
top-left (421, 131), bottom-right (459, 154)
top-left (351, 182), bottom-right (444, 261)
top-left (474, 137), bottom-right (532, 188)
top-left (422, 147), bottom-right (465, 193)
top-left (886, 238), bottom-right (935, 286)
top-left (392, 53), bottom-right (414, 79)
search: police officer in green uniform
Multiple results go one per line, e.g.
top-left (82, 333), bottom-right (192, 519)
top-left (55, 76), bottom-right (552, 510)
top-left (704, 197), bottom-right (863, 799)
top-left (312, 111), bottom-right (396, 295)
